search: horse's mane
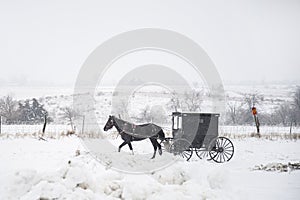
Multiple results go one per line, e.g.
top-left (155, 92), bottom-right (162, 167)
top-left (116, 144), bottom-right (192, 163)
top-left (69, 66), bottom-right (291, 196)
top-left (112, 116), bottom-right (132, 127)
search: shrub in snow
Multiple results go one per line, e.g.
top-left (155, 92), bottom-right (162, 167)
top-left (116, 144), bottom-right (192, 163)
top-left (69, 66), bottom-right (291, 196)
top-left (253, 162), bottom-right (300, 172)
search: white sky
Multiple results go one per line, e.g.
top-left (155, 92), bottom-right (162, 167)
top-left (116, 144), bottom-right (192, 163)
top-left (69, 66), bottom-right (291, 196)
top-left (0, 0), bottom-right (300, 87)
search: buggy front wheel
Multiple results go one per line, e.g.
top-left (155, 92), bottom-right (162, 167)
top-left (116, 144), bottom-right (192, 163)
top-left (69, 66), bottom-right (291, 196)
top-left (180, 148), bottom-right (193, 161)
top-left (208, 137), bottom-right (234, 163)
top-left (169, 139), bottom-right (193, 161)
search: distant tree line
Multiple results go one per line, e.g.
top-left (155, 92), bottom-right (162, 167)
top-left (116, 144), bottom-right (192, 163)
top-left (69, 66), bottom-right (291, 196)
top-left (0, 96), bottom-right (52, 124)
top-left (133, 89), bottom-right (203, 123)
top-left (135, 86), bottom-right (300, 129)
top-left (1, 86), bottom-right (299, 128)
top-left (225, 87), bottom-right (300, 128)
top-left (225, 91), bottom-right (264, 125)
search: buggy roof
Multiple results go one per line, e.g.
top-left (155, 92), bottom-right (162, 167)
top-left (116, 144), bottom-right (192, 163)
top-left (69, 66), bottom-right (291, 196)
top-left (172, 112), bottom-right (220, 117)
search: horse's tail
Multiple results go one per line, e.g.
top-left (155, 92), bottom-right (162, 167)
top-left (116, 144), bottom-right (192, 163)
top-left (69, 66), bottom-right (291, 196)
top-left (158, 129), bottom-right (165, 141)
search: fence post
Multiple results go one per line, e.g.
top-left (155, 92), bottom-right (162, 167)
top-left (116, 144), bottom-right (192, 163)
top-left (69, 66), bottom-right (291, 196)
top-left (253, 115), bottom-right (259, 134)
top-left (81, 115), bottom-right (85, 135)
top-left (42, 115), bottom-right (47, 137)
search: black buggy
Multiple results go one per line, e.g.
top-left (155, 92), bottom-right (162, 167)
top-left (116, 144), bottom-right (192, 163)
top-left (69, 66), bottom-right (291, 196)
top-left (163, 112), bottom-right (234, 163)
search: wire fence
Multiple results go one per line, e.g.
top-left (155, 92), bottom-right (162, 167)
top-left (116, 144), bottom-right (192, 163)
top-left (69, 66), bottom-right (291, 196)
top-left (219, 125), bottom-right (300, 135)
top-left (0, 123), bottom-right (299, 140)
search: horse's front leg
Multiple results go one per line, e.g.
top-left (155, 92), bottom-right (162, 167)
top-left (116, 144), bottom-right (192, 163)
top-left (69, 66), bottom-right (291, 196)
top-left (118, 141), bottom-right (127, 152)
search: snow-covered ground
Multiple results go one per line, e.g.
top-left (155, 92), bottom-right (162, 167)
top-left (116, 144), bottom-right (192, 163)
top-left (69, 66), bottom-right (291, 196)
top-left (1, 137), bottom-right (299, 199)
top-left (0, 84), bottom-right (299, 199)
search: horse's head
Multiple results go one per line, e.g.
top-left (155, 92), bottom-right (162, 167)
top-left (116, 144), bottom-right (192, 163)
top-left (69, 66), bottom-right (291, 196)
top-left (104, 115), bottom-right (114, 131)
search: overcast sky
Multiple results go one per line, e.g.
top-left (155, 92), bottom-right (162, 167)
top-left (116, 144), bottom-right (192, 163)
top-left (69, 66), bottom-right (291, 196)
top-left (0, 0), bottom-right (299, 87)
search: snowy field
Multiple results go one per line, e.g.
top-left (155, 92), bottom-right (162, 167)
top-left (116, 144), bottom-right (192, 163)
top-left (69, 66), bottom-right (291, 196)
top-left (0, 84), bottom-right (299, 199)
top-left (0, 137), bottom-right (299, 200)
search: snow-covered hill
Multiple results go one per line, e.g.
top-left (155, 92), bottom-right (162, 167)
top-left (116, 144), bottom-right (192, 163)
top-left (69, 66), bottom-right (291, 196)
top-left (18, 83), bottom-right (297, 125)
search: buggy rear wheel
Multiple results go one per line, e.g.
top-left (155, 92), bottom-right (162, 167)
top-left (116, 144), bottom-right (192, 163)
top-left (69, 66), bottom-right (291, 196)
top-left (208, 137), bottom-right (234, 163)
top-left (195, 148), bottom-right (209, 159)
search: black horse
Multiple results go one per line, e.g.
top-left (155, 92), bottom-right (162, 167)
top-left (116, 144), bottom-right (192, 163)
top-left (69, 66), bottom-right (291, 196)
top-left (103, 115), bottom-right (165, 159)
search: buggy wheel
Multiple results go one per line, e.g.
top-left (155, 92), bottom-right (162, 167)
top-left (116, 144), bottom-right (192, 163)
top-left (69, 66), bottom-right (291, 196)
top-left (160, 138), bottom-right (172, 152)
top-left (180, 148), bottom-right (193, 161)
top-left (170, 139), bottom-right (193, 161)
top-left (208, 137), bottom-right (234, 163)
top-left (195, 148), bottom-right (209, 159)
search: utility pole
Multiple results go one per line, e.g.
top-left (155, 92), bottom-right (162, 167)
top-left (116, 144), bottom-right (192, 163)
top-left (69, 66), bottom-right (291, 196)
top-left (252, 107), bottom-right (260, 137)
top-left (0, 116), bottom-right (2, 134)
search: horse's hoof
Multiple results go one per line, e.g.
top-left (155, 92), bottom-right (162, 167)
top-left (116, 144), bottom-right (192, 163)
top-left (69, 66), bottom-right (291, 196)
top-left (158, 149), bottom-right (162, 155)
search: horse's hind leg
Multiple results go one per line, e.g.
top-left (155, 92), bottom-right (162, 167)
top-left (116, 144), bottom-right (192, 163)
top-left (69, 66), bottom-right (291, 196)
top-left (152, 139), bottom-right (162, 155)
top-left (128, 142), bottom-right (134, 155)
top-left (155, 139), bottom-right (163, 155)
top-left (150, 138), bottom-right (158, 159)
top-left (118, 141), bottom-right (127, 152)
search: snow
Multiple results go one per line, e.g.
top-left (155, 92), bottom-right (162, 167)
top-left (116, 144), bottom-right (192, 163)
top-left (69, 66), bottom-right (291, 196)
top-left (0, 83), bottom-right (299, 199)
top-left (0, 137), bottom-right (299, 199)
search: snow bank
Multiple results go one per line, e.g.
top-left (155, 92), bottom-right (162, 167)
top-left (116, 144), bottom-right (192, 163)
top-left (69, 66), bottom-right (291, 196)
top-left (3, 155), bottom-right (237, 200)
top-left (1, 138), bottom-right (300, 199)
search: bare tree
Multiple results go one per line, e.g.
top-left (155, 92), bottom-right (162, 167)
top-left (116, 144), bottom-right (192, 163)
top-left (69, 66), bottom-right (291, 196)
top-left (168, 91), bottom-right (181, 112)
top-left (285, 86), bottom-right (300, 134)
top-left (182, 89), bottom-right (203, 112)
top-left (288, 108), bottom-right (298, 134)
top-left (139, 105), bottom-right (151, 122)
top-left (150, 105), bottom-right (167, 124)
top-left (139, 105), bottom-right (167, 124)
top-left (61, 106), bottom-right (79, 132)
top-left (243, 92), bottom-right (264, 111)
top-left (274, 102), bottom-right (290, 126)
top-left (226, 101), bottom-right (239, 124)
top-left (293, 86), bottom-right (300, 111)
top-left (0, 95), bottom-right (18, 124)
top-left (292, 86), bottom-right (300, 125)
top-left (113, 97), bottom-right (129, 119)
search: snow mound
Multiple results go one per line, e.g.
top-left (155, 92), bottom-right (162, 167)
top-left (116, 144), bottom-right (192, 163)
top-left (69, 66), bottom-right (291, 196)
top-left (152, 165), bottom-right (190, 185)
top-left (3, 154), bottom-right (238, 200)
top-left (207, 168), bottom-right (230, 189)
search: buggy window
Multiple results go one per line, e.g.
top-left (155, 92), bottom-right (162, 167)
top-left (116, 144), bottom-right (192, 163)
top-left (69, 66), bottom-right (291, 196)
top-left (173, 116), bottom-right (182, 130)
